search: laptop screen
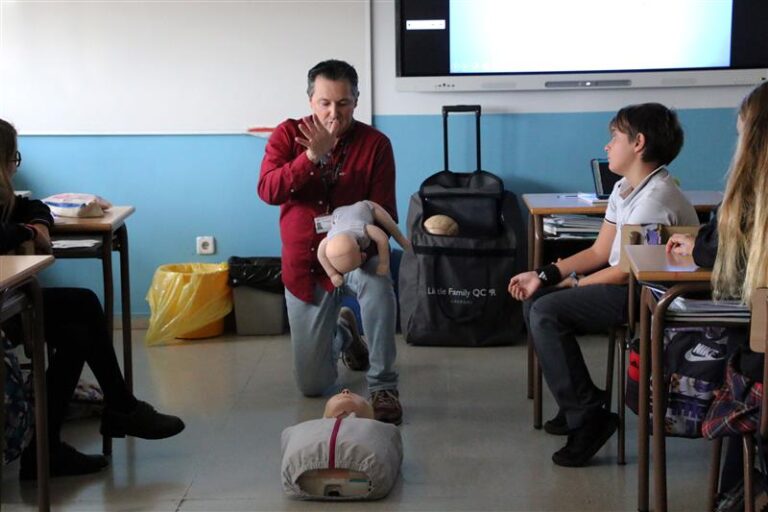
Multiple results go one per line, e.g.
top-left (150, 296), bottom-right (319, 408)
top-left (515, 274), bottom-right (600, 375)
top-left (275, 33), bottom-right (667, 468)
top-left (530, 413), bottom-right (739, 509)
top-left (591, 159), bottom-right (621, 199)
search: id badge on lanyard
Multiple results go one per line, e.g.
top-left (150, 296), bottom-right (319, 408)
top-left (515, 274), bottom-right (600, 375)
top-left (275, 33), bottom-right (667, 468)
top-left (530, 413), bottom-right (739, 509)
top-left (315, 140), bottom-right (349, 233)
top-left (314, 215), bottom-right (333, 234)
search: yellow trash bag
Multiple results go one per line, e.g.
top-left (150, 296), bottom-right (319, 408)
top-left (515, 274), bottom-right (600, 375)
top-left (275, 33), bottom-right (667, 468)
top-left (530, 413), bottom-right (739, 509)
top-left (145, 263), bottom-right (233, 345)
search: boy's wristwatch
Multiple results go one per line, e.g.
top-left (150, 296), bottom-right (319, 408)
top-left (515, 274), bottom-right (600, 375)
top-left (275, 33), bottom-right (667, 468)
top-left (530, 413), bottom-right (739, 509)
top-left (569, 271), bottom-right (580, 287)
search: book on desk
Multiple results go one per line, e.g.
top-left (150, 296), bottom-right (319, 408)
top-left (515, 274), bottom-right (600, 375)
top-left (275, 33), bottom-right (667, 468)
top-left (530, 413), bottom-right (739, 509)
top-left (576, 192), bottom-right (609, 205)
top-left (646, 285), bottom-right (750, 322)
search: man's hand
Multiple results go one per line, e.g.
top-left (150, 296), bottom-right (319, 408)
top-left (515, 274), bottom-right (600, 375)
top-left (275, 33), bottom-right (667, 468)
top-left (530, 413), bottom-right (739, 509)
top-left (508, 271), bottom-right (542, 301)
top-left (296, 114), bottom-right (339, 164)
top-left (330, 274), bottom-right (344, 287)
top-left (666, 233), bottom-right (695, 256)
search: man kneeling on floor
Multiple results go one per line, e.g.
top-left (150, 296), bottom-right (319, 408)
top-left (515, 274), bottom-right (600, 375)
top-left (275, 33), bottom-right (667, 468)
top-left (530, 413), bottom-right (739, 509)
top-left (508, 103), bottom-right (698, 467)
top-left (257, 59), bottom-right (402, 423)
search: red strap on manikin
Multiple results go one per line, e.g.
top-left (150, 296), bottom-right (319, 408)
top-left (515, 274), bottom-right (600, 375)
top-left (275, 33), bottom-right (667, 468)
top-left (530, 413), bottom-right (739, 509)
top-left (328, 417), bottom-right (343, 469)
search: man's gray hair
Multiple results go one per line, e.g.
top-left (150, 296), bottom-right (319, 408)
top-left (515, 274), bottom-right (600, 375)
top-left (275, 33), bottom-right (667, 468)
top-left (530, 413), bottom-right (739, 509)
top-left (306, 59), bottom-right (360, 99)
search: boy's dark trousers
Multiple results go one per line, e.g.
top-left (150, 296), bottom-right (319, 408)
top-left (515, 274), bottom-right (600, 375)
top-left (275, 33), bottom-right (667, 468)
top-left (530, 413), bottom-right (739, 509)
top-left (524, 284), bottom-right (628, 429)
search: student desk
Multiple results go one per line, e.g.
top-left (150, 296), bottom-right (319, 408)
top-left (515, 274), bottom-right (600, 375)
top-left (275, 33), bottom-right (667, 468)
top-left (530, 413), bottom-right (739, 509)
top-left (522, 191), bottom-right (722, 416)
top-left (523, 191), bottom-right (723, 271)
top-left (522, 193), bottom-right (606, 404)
top-left (0, 255), bottom-right (55, 511)
top-left (625, 245), bottom-right (746, 512)
top-left (50, 206), bottom-right (135, 390)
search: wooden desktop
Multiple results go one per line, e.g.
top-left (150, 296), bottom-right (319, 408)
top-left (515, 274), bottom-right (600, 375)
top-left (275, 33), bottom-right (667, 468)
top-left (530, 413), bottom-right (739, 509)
top-left (0, 255), bottom-right (55, 511)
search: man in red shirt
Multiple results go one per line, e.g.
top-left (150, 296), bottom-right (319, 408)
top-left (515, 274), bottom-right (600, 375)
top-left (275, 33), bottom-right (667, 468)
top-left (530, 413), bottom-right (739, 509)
top-left (258, 60), bottom-right (402, 424)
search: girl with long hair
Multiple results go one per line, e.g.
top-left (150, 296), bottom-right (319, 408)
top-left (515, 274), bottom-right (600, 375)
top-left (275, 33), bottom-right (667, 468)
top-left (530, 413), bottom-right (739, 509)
top-left (667, 81), bottom-right (768, 507)
top-left (711, 82), bottom-right (768, 302)
top-left (668, 82), bottom-right (768, 301)
top-left (0, 118), bottom-right (184, 479)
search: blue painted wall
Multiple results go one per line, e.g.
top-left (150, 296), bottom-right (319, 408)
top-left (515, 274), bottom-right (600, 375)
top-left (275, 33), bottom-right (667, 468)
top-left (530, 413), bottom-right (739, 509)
top-left (16, 108), bottom-right (737, 317)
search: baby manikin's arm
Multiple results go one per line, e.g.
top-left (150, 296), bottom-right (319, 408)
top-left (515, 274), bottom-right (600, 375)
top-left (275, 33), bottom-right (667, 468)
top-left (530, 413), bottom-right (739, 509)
top-left (318, 237), bottom-right (344, 287)
top-left (365, 224), bottom-right (391, 276)
top-left (367, 201), bottom-right (411, 251)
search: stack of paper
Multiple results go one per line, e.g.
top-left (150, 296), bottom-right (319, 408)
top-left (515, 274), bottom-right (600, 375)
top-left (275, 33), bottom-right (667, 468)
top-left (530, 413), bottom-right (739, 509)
top-left (543, 214), bottom-right (603, 238)
top-left (52, 238), bottom-right (100, 250)
top-left (647, 285), bottom-right (750, 323)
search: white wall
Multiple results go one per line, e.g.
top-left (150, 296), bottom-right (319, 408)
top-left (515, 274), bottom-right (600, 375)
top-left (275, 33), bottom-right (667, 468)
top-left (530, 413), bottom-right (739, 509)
top-left (371, 0), bottom-right (752, 116)
top-left (0, 0), bottom-right (372, 134)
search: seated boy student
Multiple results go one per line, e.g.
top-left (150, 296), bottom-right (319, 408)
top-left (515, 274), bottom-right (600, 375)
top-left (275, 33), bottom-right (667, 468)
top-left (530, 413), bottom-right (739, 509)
top-left (508, 102), bottom-right (699, 467)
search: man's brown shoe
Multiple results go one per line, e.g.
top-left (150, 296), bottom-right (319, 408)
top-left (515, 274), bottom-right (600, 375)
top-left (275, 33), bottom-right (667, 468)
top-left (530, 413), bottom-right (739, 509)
top-left (370, 389), bottom-right (403, 425)
top-left (339, 307), bottom-right (370, 371)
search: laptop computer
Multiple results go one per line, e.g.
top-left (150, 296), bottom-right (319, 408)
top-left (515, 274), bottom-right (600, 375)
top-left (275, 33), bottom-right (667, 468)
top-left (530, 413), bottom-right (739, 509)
top-left (590, 158), bottom-right (621, 199)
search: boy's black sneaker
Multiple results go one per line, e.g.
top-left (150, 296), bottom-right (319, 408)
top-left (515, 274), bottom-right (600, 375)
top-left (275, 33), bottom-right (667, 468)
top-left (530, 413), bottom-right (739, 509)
top-left (20, 442), bottom-right (108, 480)
top-left (339, 307), bottom-right (370, 371)
top-left (100, 400), bottom-right (185, 440)
top-left (552, 409), bottom-right (619, 467)
top-left (543, 410), bottom-right (569, 436)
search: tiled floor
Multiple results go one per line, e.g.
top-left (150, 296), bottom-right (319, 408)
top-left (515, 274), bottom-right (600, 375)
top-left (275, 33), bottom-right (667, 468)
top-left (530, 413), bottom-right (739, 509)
top-left (1, 330), bottom-right (720, 511)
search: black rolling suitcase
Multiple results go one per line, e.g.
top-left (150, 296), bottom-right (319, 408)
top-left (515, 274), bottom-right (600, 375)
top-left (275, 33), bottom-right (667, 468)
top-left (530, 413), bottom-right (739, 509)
top-left (398, 105), bottom-right (524, 347)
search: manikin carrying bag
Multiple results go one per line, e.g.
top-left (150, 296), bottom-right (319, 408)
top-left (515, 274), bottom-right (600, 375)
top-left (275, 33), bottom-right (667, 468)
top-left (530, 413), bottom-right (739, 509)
top-left (398, 105), bottom-right (523, 347)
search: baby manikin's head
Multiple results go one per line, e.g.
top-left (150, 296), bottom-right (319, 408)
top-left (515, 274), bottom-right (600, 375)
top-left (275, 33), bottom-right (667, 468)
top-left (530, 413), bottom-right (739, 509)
top-left (323, 389), bottom-right (374, 419)
top-left (326, 233), bottom-right (363, 274)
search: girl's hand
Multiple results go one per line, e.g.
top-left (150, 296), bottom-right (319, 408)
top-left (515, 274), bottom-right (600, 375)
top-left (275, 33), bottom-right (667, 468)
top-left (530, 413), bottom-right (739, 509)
top-left (666, 233), bottom-right (695, 256)
top-left (29, 224), bottom-right (53, 254)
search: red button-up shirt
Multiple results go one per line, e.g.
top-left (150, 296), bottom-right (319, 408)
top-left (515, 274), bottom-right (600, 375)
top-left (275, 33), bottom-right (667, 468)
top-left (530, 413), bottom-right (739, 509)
top-left (258, 117), bottom-right (397, 303)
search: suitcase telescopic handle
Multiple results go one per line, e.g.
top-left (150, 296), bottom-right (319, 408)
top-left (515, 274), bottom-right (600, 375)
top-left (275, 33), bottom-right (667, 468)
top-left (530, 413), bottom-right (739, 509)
top-left (442, 105), bottom-right (481, 173)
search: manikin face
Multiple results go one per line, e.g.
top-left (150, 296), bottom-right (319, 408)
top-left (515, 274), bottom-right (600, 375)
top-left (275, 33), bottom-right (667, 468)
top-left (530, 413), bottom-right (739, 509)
top-left (604, 128), bottom-right (639, 175)
top-left (309, 76), bottom-right (357, 137)
top-left (323, 389), bottom-right (374, 419)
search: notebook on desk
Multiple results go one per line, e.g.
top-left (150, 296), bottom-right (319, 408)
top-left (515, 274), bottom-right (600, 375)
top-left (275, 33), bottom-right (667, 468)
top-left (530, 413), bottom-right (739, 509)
top-left (591, 158), bottom-right (622, 199)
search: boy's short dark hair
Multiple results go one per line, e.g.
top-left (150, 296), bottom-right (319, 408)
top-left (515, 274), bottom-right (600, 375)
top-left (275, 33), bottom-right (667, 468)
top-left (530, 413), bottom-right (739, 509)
top-left (609, 103), bottom-right (684, 166)
top-left (306, 59), bottom-right (359, 99)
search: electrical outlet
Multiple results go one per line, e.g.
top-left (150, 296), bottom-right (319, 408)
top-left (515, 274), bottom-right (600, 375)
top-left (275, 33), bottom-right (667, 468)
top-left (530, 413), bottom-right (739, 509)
top-left (196, 236), bottom-right (215, 255)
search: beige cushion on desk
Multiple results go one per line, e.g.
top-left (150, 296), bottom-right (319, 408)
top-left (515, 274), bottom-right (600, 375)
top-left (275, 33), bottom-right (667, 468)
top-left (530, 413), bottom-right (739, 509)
top-left (42, 193), bottom-right (111, 218)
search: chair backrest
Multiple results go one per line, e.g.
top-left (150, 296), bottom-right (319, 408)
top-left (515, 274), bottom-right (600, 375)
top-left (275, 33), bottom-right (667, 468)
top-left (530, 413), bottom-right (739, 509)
top-left (750, 288), bottom-right (767, 354)
top-left (15, 241), bottom-right (35, 255)
top-left (2, 240), bottom-right (34, 256)
top-left (618, 224), bottom-right (701, 272)
top-left (749, 288), bottom-right (768, 436)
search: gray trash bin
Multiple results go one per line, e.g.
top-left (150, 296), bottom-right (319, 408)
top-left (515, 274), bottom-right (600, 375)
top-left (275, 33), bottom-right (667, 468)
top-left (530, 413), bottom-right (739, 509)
top-left (228, 257), bottom-right (285, 335)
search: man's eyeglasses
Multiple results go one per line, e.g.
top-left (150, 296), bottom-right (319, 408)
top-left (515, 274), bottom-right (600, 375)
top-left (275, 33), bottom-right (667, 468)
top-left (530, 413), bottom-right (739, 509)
top-left (12, 151), bottom-right (21, 168)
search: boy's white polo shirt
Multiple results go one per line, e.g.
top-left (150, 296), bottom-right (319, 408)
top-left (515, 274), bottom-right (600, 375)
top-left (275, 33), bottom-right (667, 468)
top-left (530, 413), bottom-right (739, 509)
top-left (604, 166), bottom-right (699, 267)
